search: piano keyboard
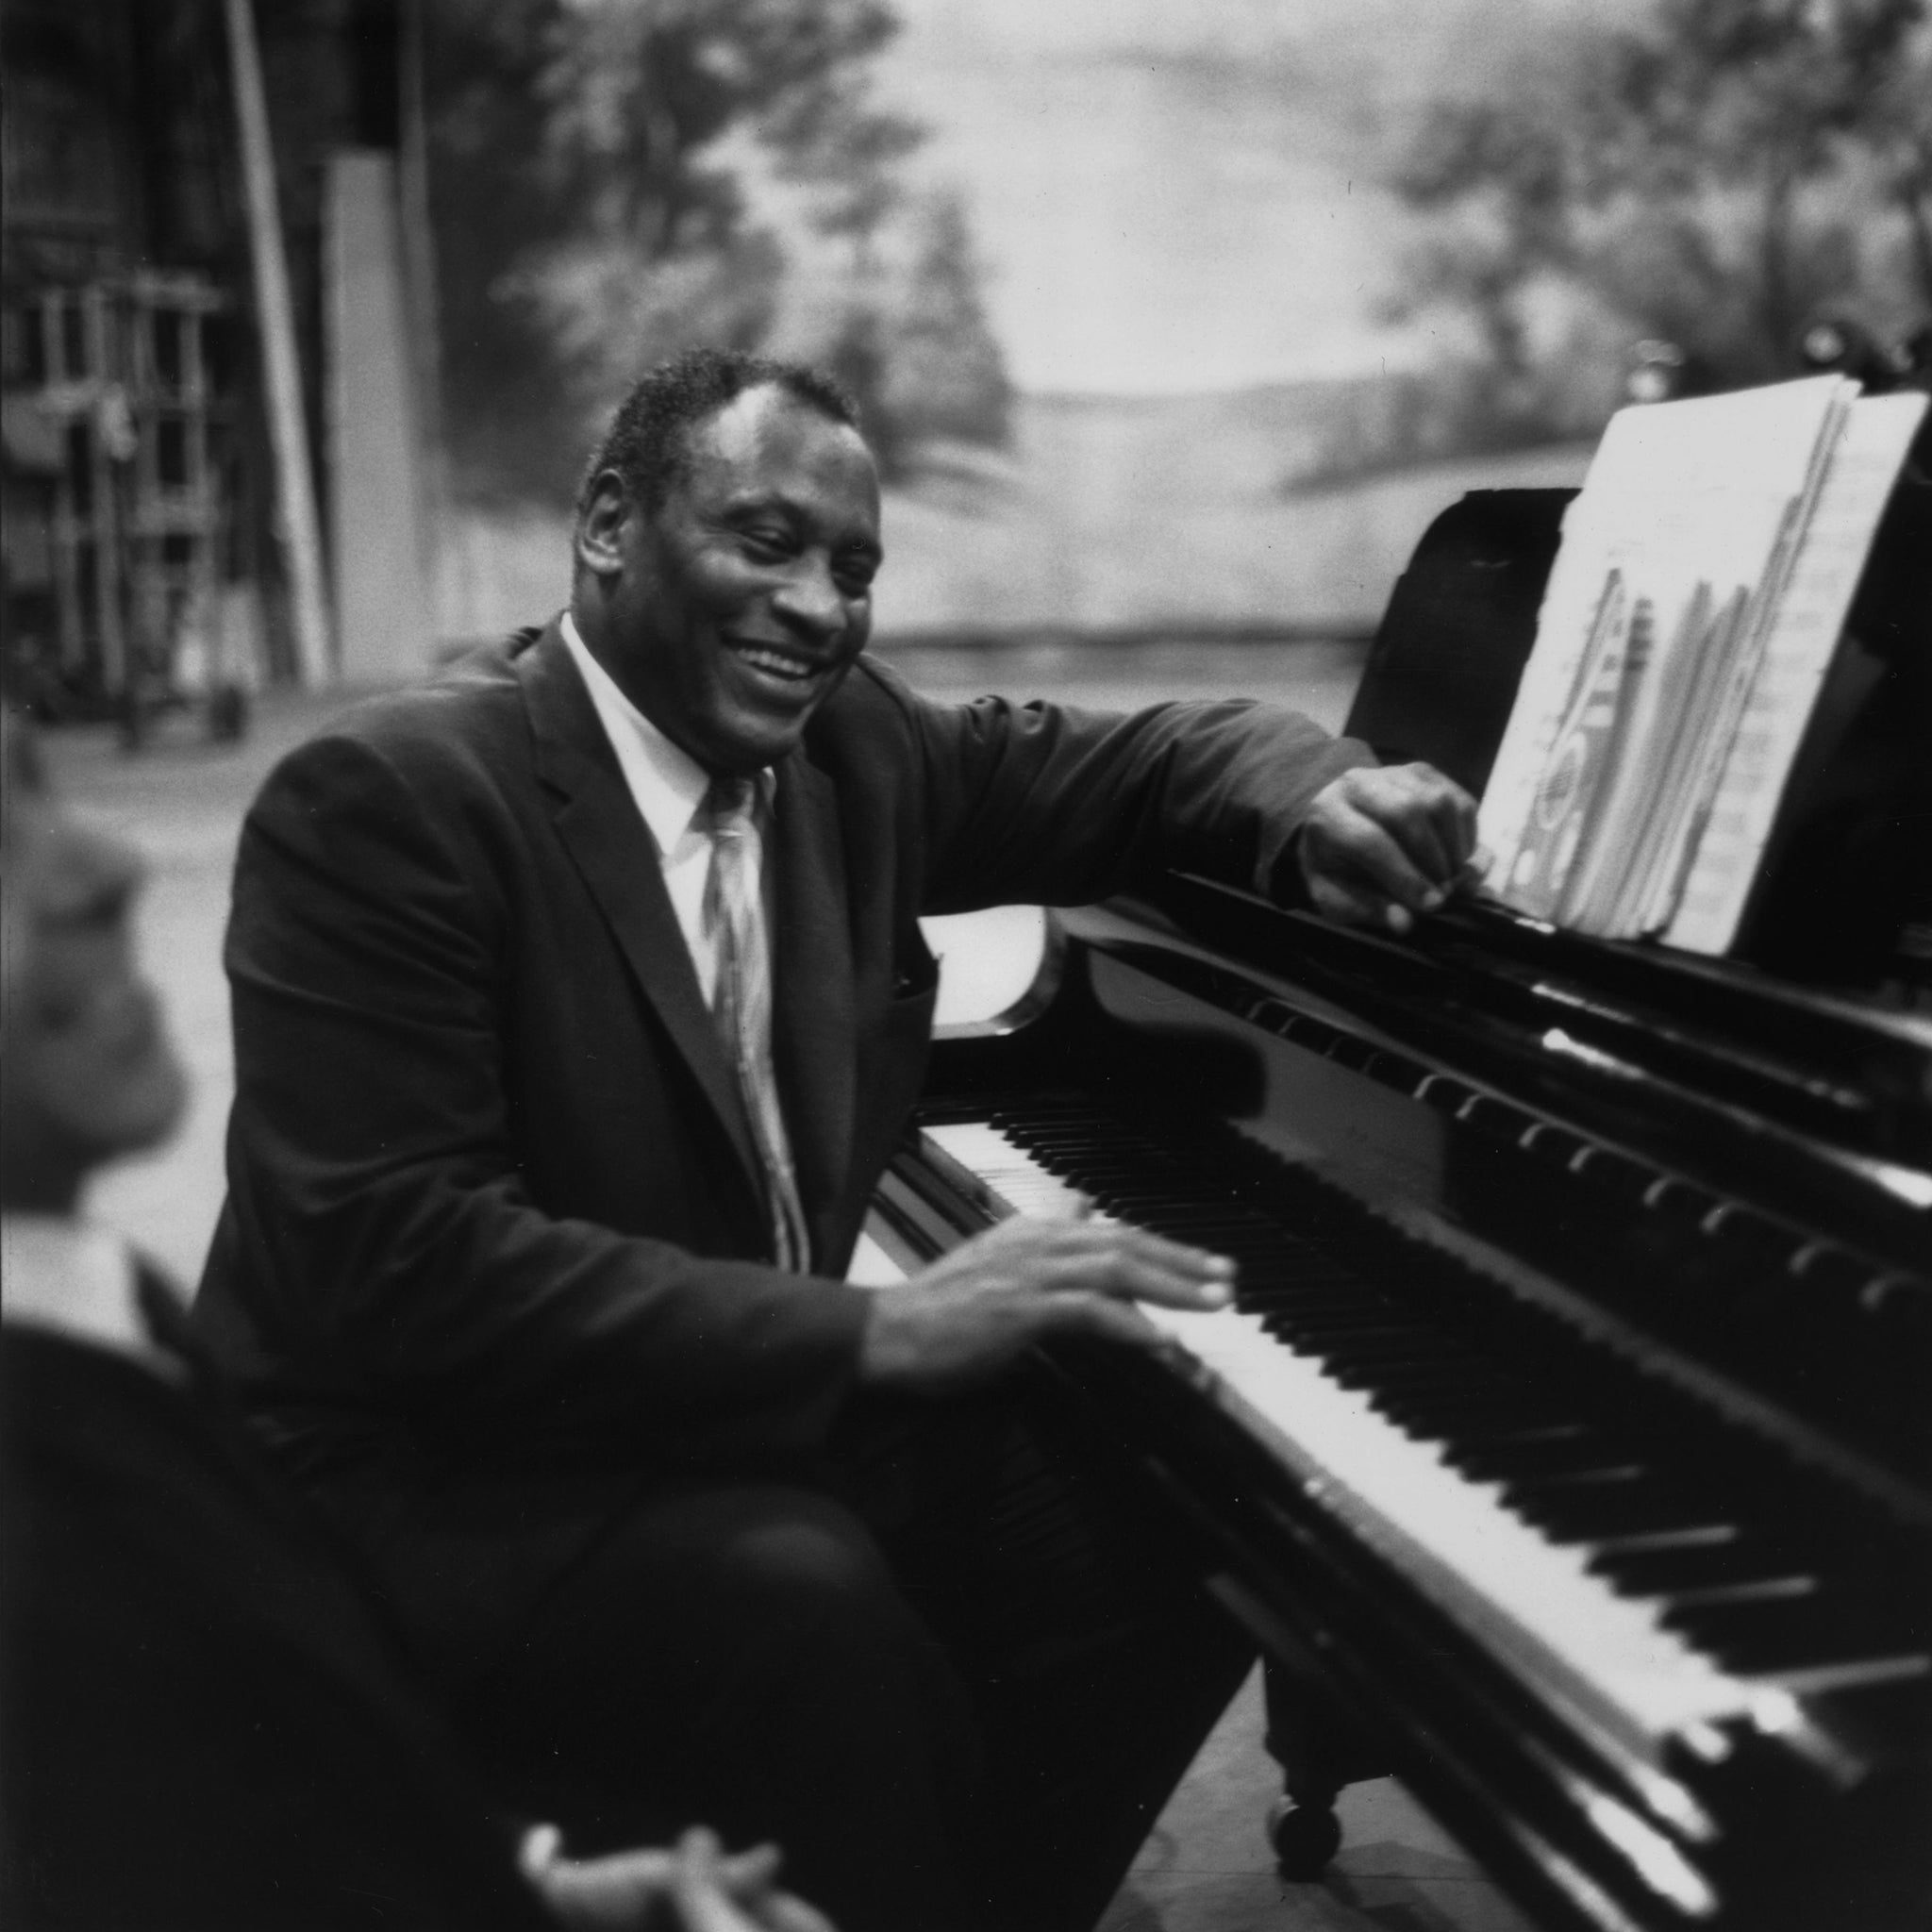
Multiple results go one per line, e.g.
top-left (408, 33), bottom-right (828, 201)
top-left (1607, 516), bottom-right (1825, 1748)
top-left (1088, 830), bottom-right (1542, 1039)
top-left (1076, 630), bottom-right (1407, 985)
top-left (907, 1106), bottom-right (1932, 1772)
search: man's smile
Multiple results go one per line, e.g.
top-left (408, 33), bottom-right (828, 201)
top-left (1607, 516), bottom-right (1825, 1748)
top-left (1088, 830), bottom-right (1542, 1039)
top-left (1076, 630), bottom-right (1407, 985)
top-left (724, 636), bottom-right (841, 691)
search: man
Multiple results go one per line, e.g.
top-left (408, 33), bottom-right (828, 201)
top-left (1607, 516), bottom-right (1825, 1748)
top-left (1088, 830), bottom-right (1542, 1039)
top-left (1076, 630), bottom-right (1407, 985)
top-left (194, 348), bottom-right (1477, 1930)
top-left (0, 718), bottom-right (832, 1932)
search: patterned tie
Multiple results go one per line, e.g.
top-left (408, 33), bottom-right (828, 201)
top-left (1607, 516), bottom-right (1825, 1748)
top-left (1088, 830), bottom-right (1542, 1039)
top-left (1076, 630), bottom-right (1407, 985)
top-left (699, 775), bottom-right (810, 1272)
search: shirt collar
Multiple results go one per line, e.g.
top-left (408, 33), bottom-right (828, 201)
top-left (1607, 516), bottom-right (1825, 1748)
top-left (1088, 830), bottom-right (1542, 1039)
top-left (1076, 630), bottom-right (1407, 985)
top-left (561, 610), bottom-right (711, 853)
top-left (559, 612), bottom-right (774, 851)
top-left (1, 1213), bottom-right (175, 1374)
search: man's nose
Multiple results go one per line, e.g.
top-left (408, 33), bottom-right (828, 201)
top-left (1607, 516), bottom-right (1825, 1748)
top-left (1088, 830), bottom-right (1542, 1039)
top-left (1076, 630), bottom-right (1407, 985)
top-left (771, 558), bottom-right (846, 641)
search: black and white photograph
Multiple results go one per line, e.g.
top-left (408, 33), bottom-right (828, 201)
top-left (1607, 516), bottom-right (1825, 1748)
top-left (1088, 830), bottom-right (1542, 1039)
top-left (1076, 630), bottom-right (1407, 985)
top-left (4, 3), bottom-right (1929, 1928)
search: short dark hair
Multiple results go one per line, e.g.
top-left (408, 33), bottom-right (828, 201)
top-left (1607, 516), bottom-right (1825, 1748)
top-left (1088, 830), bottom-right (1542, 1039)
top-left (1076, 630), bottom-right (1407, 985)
top-left (576, 347), bottom-right (861, 519)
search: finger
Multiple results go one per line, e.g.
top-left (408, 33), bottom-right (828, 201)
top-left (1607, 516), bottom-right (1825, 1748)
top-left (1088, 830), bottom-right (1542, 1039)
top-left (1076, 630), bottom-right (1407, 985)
top-left (1083, 1244), bottom-right (1237, 1309)
top-left (1391, 764), bottom-right (1480, 877)
top-left (716, 1843), bottom-right (785, 1898)
top-left (673, 1873), bottom-right (758, 1932)
top-left (674, 1832), bottom-right (758, 1932)
top-left (677, 1825), bottom-right (724, 1877)
top-left (1308, 871), bottom-right (1413, 934)
top-left (1073, 1221), bottom-right (1235, 1286)
top-left (1024, 1228), bottom-right (1237, 1306)
top-left (1445, 779), bottom-right (1479, 867)
top-left (757, 1894), bottom-right (841, 1932)
top-left (1037, 1292), bottom-right (1183, 1355)
top-left (516, 1824), bottom-right (563, 1882)
top-left (1373, 774), bottom-right (1457, 887)
top-left (1317, 812), bottom-right (1441, 915)
top-left (989, 1218), bottom-right (1235, 1292)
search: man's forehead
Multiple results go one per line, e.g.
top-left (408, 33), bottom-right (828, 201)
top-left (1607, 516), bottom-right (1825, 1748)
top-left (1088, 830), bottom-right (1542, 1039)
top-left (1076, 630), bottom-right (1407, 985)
top-left (684, 385), bottom-right (874, 489)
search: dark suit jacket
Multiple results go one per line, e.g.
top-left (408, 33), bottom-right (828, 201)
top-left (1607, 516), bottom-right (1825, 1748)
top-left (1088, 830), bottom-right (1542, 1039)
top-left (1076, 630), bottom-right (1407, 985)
top-left (0, 1307), bottom-right (549, 1931)
top-left (194, 621), bottom-right (1372, 1664)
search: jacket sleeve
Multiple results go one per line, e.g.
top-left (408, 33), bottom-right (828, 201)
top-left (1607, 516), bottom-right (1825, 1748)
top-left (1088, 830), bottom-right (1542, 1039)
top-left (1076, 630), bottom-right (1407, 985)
top-left (211, 729), bottom-right (870, 1453)
top-left (856, 662), bottom-right (1377, 914)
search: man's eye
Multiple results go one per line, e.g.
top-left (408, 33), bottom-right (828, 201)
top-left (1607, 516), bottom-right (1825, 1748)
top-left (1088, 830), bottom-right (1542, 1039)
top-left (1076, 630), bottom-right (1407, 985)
top-left (739, 527), bottom-right (791, 560)
top-left (835, 558), bottom-right (878, 597)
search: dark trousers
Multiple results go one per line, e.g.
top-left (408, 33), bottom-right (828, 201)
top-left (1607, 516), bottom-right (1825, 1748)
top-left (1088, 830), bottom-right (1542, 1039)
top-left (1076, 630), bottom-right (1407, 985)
top-left (449, 1379), bottom-right (1255, 1932)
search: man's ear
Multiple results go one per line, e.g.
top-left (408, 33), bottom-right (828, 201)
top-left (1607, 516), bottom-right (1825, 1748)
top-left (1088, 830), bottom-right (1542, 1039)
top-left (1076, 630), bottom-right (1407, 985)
top-left (575, 471), bottom-right (632, 579)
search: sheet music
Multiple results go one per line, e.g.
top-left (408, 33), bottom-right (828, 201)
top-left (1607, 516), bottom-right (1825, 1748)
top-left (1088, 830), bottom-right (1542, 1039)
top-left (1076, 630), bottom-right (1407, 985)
top-left (1666, 390), bottom-right (1929, 953)
top-left (1477, 375), bottom-right (1880, 942)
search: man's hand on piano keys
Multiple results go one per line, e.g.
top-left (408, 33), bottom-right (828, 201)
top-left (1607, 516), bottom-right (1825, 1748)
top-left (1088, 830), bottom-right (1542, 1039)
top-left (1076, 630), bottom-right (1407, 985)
top-left (1296, 761), bottom-right (1480, 935)
top-left (857, 1217), bottom-right (1237, 1392)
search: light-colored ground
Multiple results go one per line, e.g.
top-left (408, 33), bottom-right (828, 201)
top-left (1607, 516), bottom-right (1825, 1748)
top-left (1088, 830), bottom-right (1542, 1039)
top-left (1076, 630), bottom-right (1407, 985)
top-left (1104, 1670), bottom-right (1533, 1932)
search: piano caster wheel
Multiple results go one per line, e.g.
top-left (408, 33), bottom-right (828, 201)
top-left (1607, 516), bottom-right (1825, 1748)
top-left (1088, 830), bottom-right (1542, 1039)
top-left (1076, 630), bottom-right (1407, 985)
top-left (1268, 1793), bottom-right (1343, 1880)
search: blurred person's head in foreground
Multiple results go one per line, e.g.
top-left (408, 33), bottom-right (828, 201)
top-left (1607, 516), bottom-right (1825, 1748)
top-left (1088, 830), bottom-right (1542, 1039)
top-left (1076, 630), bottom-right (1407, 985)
top-left (1, 712), bottom-right (185, 1215)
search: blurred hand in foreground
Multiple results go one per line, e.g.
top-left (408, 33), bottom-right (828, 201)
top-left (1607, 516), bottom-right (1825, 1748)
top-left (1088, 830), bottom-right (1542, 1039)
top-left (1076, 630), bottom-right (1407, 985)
top-left (1297, 762), bottom-right (1481, 936)
top-left (525, 1824), bottom-right (838, 1932)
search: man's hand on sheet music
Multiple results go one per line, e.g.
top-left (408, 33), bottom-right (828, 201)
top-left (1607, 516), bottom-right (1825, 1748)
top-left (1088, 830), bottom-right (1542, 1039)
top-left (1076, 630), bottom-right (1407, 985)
top-left (858, 1217), bottom-right (1236, 1391)
top-left (1296, 761), bottom-right (1481, 936)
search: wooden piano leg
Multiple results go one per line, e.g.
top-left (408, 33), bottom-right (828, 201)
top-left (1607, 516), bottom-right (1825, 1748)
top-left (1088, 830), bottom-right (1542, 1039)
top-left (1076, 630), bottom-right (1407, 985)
top-left (1260, 1656), bottom-right (1386, 1879)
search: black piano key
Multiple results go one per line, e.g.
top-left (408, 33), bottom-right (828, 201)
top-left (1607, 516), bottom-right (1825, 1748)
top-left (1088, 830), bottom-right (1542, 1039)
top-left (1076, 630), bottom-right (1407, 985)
top-left (1262, 1324), bottom-right (1438, 1356)
top-left (1379, 1391), bottom-right (1576, 1435)
top-left (1329, 1364), bottom-right (1495, 1397)
top-left (1453, 1091), bottom-right (1537, 1141)
top-left (1246, 1302), bottom-right (1424, 1328)
top-left (1661, 1591), bottom-right (1919, 1671)
top-left (1565, 1143), bottom-right (1658, 1200)
top-left (1641, 1174), bottom-right (1723, 1227)
top-left (1701, 1203), bottom-right (1807, 1275)
top-left (1320, 1346), bottom-right (1475, 1377)
top-left (1317, 1339), bottom-right (1488, 1371)
top-left (1805, 1672), bottom-right (1932, 1758)
top-left (1237, 1276), bottom-right (1378, 1304)
top-left (1435, 1420), bottom-right (1603, 1457)
top-left (1587, 1537), bottom-right (1813, 1596)
top-left (1508, 1475), bottom-right (1744, 1542)
top-left (1113, 1212), bottom-right (1288, 1244)
top-left (1240, 1295), bottom-right (1389, 1323)
top-left (1415, 1074), bottom-right (1476, 1115)
top-left (1449, 1430), bottom-right (1646, 1483)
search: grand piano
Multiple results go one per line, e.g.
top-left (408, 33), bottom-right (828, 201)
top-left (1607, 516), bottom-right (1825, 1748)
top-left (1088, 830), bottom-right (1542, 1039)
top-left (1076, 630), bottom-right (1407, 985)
top-left (867, 481), bottom-right (1932, 1932)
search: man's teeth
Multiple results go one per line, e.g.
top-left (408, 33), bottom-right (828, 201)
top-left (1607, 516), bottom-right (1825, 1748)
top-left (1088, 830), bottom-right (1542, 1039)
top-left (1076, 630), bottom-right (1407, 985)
top-left (736, 645), bottom-right (816, 682)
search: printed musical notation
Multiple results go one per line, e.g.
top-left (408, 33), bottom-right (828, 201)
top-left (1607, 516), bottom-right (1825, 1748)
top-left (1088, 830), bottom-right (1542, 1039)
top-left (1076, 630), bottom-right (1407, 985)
top-left (1479, 376), bottom-right (1925, 955)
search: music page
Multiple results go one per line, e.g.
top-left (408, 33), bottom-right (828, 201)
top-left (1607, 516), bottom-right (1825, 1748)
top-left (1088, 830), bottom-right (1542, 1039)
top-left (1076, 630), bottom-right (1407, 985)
top-left (1477, 375), bottom-right (1857, 934)
top-left (1664, 388), bottom-right (1929, 953)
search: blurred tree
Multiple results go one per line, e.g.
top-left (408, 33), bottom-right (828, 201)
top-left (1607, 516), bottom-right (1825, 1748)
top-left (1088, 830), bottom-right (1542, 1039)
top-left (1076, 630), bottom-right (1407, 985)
top-left (873, 189), bottom-right (1013, 463)
top-left (1384, 0), bottom-right (1932, 445)
top-left (425, 0), bottom-right (1008, 501)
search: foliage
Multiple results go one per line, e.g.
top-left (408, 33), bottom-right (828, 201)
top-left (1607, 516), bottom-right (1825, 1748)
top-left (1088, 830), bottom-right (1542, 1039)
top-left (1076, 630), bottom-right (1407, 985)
top-left (425, 0), bottom-right (1009, 502)
top-left (1383, 0), bottom-right (1932, 445)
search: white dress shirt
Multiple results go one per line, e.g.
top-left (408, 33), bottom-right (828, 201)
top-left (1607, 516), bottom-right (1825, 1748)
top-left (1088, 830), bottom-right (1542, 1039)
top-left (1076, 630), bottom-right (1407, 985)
top-left (560, 611), bottom-right (773, 1013)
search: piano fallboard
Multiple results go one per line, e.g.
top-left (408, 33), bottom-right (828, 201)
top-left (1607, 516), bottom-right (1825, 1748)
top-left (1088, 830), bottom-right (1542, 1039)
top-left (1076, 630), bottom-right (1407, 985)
top-left (880, 883), bottom-right (1932, 1932)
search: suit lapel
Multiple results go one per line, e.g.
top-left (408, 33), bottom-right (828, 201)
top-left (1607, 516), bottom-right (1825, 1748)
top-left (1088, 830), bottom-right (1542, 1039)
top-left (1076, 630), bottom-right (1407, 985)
top-left (770, 753), bottom-right (856, 1256)
top-left (519, 623), bottom-right (765, 1203)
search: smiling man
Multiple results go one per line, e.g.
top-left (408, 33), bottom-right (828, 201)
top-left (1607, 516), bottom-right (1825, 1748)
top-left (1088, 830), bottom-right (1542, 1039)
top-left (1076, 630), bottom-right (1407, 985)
top-left (193, 348), bottom-right (1476, 1932)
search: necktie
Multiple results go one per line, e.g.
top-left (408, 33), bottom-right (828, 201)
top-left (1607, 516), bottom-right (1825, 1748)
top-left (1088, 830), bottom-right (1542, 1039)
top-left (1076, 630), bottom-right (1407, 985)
top-left (699, 776), bottom-right (810, 1272)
